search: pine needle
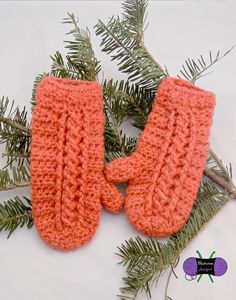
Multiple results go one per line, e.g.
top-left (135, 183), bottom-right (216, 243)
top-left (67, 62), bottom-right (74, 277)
top-left (179, 46), bottom-right (235, 83)
top-left (0, 96), bottom-right (31, 167)
top-left (94, 0), bottom-right (166, 91)
top-left (0, 197), bottom-right (33, 238)
top-left (0, 164), bottom-right (30, 191)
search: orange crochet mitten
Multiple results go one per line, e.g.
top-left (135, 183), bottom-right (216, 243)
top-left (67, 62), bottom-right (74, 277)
top-left (31, 76), bottom-right (124, 251)
top-left (105, 77), bottom-right (216, 237)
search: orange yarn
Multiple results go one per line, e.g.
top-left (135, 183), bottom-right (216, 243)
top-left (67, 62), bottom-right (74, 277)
top-left (105, 77), bottom-right (216, 237)
top-left (31, 76), bottom-right (124, 251)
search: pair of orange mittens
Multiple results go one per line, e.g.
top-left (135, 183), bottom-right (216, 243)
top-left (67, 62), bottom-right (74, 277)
top-left (31, 76), bottom-right (215, 251)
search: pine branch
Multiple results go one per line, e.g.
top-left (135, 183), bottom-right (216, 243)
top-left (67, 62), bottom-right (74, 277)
top-left (50, 14), bottom-right (101, 81)
top-left (0, 163), bottom-right (30, 191)
top-left (204, 167), bottom-right (236, 199)
top-left (164, 257), bottom-right (179, 300)
top-left (209, 148), bottom-right (233, 181)
top-left (117, 179), bottom-right (230, 299)
top-left (0, 96), bottom-right (30, 134)
top-left (31, 73), bottom-right (48, 109)
top-left (0, 115), bottom-right (30, 135)
top-left (2, 152), bottom-right (30, 158)
top-left (94, 0), bottom-right (166, 91)
top-left (50, 51), bottom-right (82, 80)
top-left (178, 46), bottom-right (235, 83)
top-left (95, 18), bottom-right (165, 90)
top-left (105, 124), bottom-right (137, 162)
top-left (0, 96), bottom-right (31, 167)
top-left (0, 197), bottom-right (33, 238)
top-left (103, 79), bottom-right (139, 161)
top-left (103, 79), bottom-right (155, 129)
top-left (204, 149), bottom-right (236, 199)
top-left (122, 0), bottom-right (148, 44)
top-left (31, 13), bottom-right (101, 111)
top-left (62, 13), bottom-right (101, 81)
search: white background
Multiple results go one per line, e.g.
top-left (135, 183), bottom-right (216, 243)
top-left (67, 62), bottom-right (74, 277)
top-left (0, 1), bottom-right (236, 300)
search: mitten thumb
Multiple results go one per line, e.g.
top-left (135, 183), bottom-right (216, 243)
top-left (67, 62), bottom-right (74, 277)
top-left (104, 154), bottom-right (139, 183)
top-left (100, 176), bottom-right (124, 213)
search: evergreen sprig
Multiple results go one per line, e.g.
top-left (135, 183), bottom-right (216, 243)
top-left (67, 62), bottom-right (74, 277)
top-left (63, 13), bottom-right (101, 81)
top-left (122, 0), bottom-right (148, 40)
top-left (102, 78), bottom-right (156, 162)
top-left (0, 163), bottom-right (30, 191)
top-left (0, 197), bottom-right (33, 238)
top-left (50, 51), bottom-right (82, 80)
top-left (103, 79), bottom-right (155, 130)
top-left (0, 96), bottom-right (31, 167)
top-left (31, 73), bottom-right (47, 108)
top-left (179, 46), bottom-right (235, 83)
top-left (94, 0), bottom-right (166, 91)
top-left (103, 79), bottom-right (152, 161)
top-left (210, 148), bottom-right (234, 182)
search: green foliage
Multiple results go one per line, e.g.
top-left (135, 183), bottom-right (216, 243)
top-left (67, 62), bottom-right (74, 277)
top-left (0, 197), bottom-right (33, 238)
top-left (94, 0), bottom-right (166, 91)
top-left (50, 51), bottom-right (81, 80)
top-left (62, 13), bottom-right (101, 81)
top-left (0, 96), bottom-right (31, 167)
top-left (122, 0), bottom-right (148, 40)
top-left (104, 79), bottom-right (154, 129)
top-left (0, 163), bottom-right (30, 191)
top-left (207, 150), bottom-right (233, 183)
top-left (31, 73), bottom-right (47, 109)
top-left (31, 13), bottom-right (101, 111)
top-left (102, 79), bottom-right (155, 161)
top-left (178, 46), bottom-right (235, 83)
top-left (103, 79), bottom-right (135, 161)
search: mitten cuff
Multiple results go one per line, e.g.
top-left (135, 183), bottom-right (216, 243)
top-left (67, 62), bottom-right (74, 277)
top-left (157, 77), bottom-right (216, 110)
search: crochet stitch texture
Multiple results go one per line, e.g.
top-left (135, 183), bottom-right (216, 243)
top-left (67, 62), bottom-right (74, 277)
top-left (31, 77), bottom-right (124, 251)
top-left (105, 77), bottom-right (216, 237)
